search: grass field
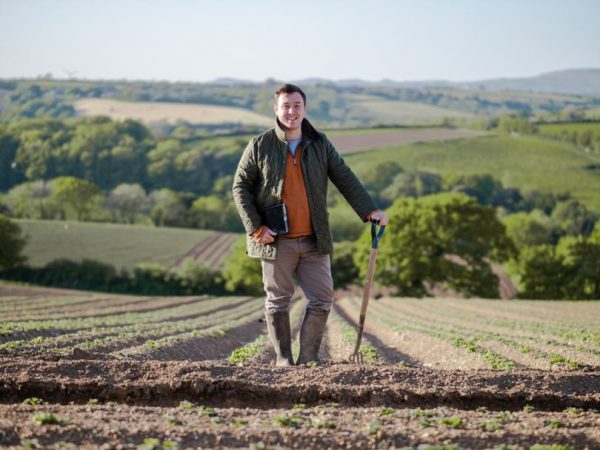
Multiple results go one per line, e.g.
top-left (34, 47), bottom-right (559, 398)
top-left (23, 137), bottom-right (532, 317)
top-left (74, 98), bottom-right (273, 126)
top-left (346, 94), bottom-right (474, 124)
top-left (16, 220), bottom-right (238, 270)
top-left (328, 128), bottom-right (488, 153)
top-left (537, 122), bottom-right (600, 147)
top-left (538, 122), bottom-right (600, 135)
top-left (0, 284), bottom-right (598, 448)
top-left (344, 134), bottom-right (600, 214)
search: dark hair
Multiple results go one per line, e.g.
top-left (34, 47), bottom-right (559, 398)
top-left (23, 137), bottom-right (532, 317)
top-left (274, 83), bottom-right (306, 105)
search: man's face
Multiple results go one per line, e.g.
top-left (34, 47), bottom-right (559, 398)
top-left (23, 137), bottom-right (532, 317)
top-left (274, 92), bottom-right (306, 130)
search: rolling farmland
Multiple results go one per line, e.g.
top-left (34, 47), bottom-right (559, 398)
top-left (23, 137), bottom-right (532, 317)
top-left (0, 284), bottom-right (598, 449)
top-left (344, 134), bottom-right (600, 214)
top-left (17, 220), bottom-right (239, 270)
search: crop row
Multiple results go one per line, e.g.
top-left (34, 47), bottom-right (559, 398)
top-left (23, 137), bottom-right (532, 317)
top-left (0, 297), bottom-right (261, 357)
top-left (0, 296), bottom-right (253, 339)
top-left (410, 298), bottom-right (600, 348)
top-left (407, 299), bottom-right (600, 361)
top-left (0, 293), bottom-right (117, 315)
top-left (341, 297), bottom-right (592, 369)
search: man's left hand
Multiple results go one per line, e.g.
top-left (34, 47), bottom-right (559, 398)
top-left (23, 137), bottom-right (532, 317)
top-left (367, 209), bottom-right (389, 226)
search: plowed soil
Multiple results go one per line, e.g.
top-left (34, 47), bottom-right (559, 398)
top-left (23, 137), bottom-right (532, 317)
top-left (0, 359), bottom-right (599, 449)
top-left (1, 285), bottom-right (599, 449)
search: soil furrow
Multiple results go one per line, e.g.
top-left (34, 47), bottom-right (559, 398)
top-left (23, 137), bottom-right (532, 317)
top-left (1, 359), bottom-right (598, 411)
top-left (332, 302), bottom-right (413, 364)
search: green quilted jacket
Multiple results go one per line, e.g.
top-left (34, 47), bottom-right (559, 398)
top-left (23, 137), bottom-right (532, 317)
top-left (232, 118), bottom-right (377, 260)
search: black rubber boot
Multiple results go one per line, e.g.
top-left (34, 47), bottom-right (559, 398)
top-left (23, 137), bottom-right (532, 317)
top-left (265, 310), bottom-right (294, 367)
top-left (296, 308), bottom-right (330, 365)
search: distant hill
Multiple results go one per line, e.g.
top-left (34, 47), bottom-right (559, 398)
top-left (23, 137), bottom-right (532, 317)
top-left (454, 68), bottom-right (600, 96)
top-left (295, 68), bottom-right (600, 96)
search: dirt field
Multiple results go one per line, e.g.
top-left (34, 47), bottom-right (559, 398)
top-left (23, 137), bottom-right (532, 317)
top-left (74, 98), bottom-right (273, 127)
top-left (0, 284), bottom-right (599, 449)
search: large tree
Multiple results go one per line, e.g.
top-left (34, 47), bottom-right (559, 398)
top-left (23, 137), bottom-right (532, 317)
top-left (51, 176), bottom-right (101, 220)
top-left (354, 193), bottom-right (516, 298)
top-left (0, 214), bottom-right (27, 270)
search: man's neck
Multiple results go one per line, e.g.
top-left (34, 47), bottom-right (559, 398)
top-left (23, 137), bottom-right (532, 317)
top-left (285, 129), bottom-right (302, 141)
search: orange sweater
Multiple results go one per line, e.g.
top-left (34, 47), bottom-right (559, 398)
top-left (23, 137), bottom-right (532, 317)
top-left (281, 146), bottom-right (313, 238)
top-left (252, 145), bottom-right (313, 240)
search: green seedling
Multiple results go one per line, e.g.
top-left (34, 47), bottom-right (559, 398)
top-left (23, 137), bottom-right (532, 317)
top-left (563, 407), bottom-right (583, 414)
top-left (360, 345), bottom-right (379, 363)
top-left (178, 400), bottom-right (194, 410)
top-left (292, 403), bottom-right (306, 410)
top-left (478, 420), bottom-right (503, 431)
top-left (233, 418), bottom-right (248, 426)
top-left (32, 412), bottom-right (71, 426)
top-left (137, 438), bottom-right (178, 450)
top-left (545, 419), bottom-right (563, 429)
top-left (249, 443), bottom-right (266, 450)
top-left (207, 327), bottom-right (227, 337)
top-left (410, 408), bottom-right (438, 418)
top-left (368, 420), bottom-right (381, 434)
top-left (476, 406), bottom-right (488, 413)
top-left (21, 439), bottom-right (40, 449)
top-left (495, 411), bottom-right (514, 422)
top-left (523, 404), bottom-right (535, 413)
top-left (312, 418), bottom-right (337, 429)
top-left (273, 414), bottom-right (302, 428)
top-left (325, 402), bottom-right (339, 409)
top-left (166, 416), bottom-right (182, 425)
top-left (227, 335), bottom-right (267, 364)
top-left (419, 418), bottom-right (434, 427)
top-left (198, 405), bottom-right (217, 417)
top-left (494, 445), bottom-right (518, 450)
top-left (23, 397), bottom-right (45, 406)
top-left (87, 398), bottom-right (99, 406)
top-left (440, 416), bottom-right (463, 429)
top-left (146, 340), bottom-right (157, 349)
top-left (380, 407), bottom-right (395, 417)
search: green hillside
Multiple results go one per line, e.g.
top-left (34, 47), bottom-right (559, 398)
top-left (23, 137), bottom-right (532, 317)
top-left (345, 134), bottom-right (600, 214)
top-left (17, 220), bottom-right (217, 270)
top-left (346, 95), bottom-right (473, 124)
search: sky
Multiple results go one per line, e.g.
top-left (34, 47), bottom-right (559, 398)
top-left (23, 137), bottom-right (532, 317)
top-left (0, 0), bottom-right (599, 83)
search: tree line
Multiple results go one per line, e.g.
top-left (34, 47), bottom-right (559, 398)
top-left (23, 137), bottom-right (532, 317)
top-left (3, 78), bottom-right (598, 127)
top-left (1, 187), bottom-right (598, 300)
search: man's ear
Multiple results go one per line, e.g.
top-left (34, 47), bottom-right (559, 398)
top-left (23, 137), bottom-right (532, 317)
top-left (273, 103), bottom-right (278, 114)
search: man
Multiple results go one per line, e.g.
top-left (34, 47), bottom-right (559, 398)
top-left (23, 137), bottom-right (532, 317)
top-left (232, 84), bottom-right (388, 366)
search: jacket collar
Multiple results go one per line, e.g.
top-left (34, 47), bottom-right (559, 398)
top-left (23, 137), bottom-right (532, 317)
top-left (275, 118), bottom-right (320, 145)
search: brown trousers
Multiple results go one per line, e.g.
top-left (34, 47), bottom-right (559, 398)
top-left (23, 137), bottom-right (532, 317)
top-left (261, 236), bottom-right (334, 313)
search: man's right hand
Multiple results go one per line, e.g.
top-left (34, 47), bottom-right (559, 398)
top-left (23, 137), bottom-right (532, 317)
top-left (251, 226), bottom-right (277, 244)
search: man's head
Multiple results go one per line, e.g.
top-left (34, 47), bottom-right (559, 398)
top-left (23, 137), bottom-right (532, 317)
top-left (274, 84), bottom-right (307, 131)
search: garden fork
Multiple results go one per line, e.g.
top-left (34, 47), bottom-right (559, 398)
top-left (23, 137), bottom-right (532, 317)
top-left (349, 220), bottom-right (385, 364)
